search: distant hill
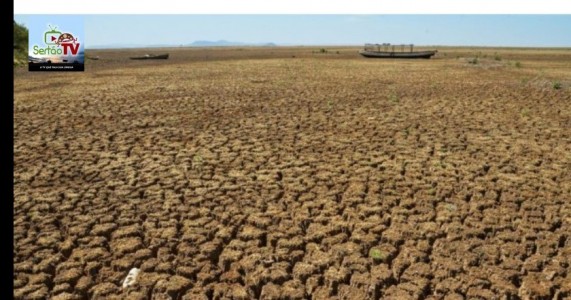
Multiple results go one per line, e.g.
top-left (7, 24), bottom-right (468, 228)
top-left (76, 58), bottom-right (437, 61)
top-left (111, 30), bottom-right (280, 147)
top-left (88, 43), bottom-right (149, 49)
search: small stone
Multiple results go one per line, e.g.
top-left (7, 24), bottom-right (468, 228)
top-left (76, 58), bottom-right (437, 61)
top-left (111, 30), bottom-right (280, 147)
top-left (122, 268), bottom-right (140, 288)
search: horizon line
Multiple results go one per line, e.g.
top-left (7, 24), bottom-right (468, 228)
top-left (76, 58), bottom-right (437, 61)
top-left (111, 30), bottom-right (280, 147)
top-left (86, 44), bottom-right (571, 50)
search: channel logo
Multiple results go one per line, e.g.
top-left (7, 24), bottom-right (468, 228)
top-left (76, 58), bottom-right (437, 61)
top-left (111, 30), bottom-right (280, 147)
top-left (29, 19), bottom-right (84, 72)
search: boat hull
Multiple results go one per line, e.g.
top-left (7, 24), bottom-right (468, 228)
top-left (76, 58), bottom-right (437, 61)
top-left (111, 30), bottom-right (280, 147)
top-left (130, 54), bottom-right (169, 60)
top-left (359, 50), bottom-right (437, 59)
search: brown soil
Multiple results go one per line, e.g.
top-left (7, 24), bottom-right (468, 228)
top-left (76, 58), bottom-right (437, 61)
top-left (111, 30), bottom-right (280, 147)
top-left (14, 46), bottom-right (571, 299)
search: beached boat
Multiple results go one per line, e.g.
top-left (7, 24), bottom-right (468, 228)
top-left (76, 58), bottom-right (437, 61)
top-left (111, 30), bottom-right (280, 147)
top-left (129, 53), bottom-right (169, 60)
top-left (359, 44), bottom-right (437, 59)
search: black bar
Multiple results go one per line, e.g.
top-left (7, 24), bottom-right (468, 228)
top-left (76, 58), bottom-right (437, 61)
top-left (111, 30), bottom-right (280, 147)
top-left (28, 63), bottom-right (84, 72)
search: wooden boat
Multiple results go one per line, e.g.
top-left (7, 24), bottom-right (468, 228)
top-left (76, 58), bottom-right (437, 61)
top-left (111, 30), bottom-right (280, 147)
top-left (359, 50), bottom-right (437, 59)
top-left (129, 53), bottom-right (169, 60)
top-left (359, 43), bottom-right (437, 59)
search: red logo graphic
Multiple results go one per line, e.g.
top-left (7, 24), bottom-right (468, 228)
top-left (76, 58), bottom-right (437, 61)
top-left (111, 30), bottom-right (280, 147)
top-left (56, 33), bottom-right (80, 55)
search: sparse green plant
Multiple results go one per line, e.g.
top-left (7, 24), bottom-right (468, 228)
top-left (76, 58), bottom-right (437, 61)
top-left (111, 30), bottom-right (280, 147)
top-left (444, 203), bottom-right (457, 212)
top-left (553, 81), bottom-right (562, 90)
top-left (388, 92), bottom-right (399, 103)
top-left (29, 210), bottom-right (40, 221)
top-left (468, 57), bottom-right (479, 65)
top-left (336, 51), bottom-right (340, 54)
top-left (319, 48), bottom-right (328, 54)
top-left (515, 61), bottom-right (522, 68)
top-left (521, 108), bottom-right (530, 117)
top-left (192, 154), bottom-right (203, 171)
top-left (403, 127), bottom-right (409, 137)
top-left (369, 248), bottom-right (387, 262)
top-left (494, 54), bottom-right (502, 61)
top-left (327, 99), bottom-right (334, 111)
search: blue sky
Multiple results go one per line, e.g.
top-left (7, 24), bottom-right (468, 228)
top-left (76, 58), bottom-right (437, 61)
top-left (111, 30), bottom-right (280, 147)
top-left (15, 15), bottom-right (571, 48)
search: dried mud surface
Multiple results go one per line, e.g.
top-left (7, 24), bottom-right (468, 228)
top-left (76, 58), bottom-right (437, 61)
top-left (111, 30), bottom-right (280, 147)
top-left (14, 47), bottom-right (571, 299)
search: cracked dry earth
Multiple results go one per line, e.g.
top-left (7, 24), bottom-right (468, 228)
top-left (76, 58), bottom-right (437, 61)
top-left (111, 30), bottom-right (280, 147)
top-left (14, 48), bottom-right (571, 300)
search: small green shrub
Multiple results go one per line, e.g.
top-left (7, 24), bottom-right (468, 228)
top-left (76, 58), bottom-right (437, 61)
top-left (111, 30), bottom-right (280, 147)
top-left (14, 21), bottom-right (29, 67)
top-left (444, 203), bottom-right (457, 212)
top-left (388, 92), bottom-right (399, 103)
top-left (403, 127), bottom-right (409, 137)
top-left (515, 61), bottom-right (522, 68)
top-left (326, 100), bottom-right (333, 111)
top-left (192, 154), bottom-right (203, 171)
top-left (468, 57), bottom-right (479, 65)
top-left (369, 248), bottom-right (387, 262)
top-left (553, 81), bottom-right (562, 90)
top-left (494, 54), bottom-right (502, 61)
top-left (319, 48), bottom-right (327, 53)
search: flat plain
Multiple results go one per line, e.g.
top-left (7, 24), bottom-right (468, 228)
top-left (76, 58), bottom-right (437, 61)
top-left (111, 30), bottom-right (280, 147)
top-left (13, 46), bottom-right (571, 299)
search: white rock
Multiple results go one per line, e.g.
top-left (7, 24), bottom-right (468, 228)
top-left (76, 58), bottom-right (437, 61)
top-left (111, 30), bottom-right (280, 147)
top-left (122, 268), bottom-right (140, 288)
